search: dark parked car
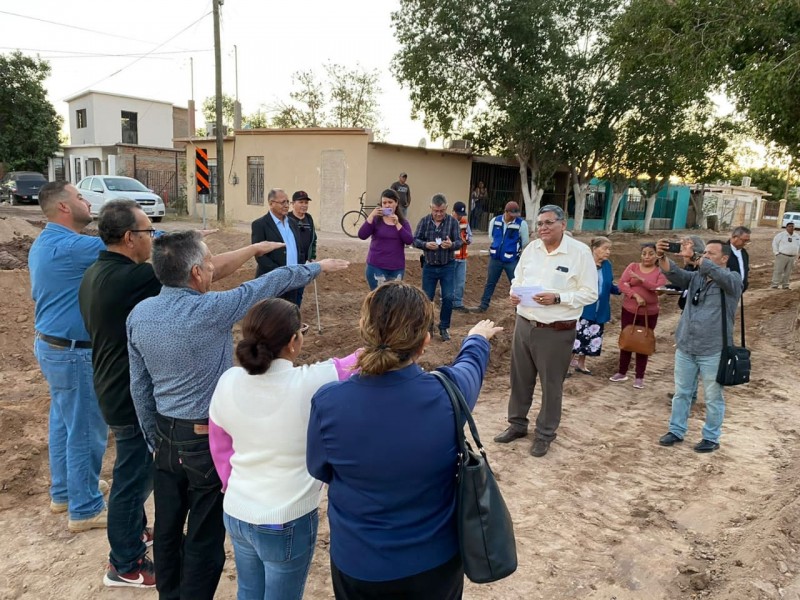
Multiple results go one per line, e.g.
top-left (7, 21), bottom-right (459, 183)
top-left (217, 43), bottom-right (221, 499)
top-left (0, 172), bottom-right (48, 205)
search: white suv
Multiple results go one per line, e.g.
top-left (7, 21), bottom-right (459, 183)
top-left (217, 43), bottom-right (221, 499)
top-left (782, 212), bottom-right (800, 228)
top-left (77, 176), bottom-right (166, 222)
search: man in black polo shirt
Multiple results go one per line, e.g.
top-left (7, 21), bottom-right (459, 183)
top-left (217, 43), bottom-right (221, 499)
top-left (79, 200), bottom-right (286, 589)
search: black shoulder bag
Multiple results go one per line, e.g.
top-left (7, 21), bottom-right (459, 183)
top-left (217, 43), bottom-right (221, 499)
top-left (431, 370), bottom-right (517, 583)
top-left (716, 292), bottom-right (750, 386)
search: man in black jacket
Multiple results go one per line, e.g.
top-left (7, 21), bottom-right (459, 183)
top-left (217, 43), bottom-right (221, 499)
top-left (287, 190), bottom-right (317, 306)
top-left (251, 188), bottom-right (302, 303)
top-left (727, 226), bottom-right (751, 292)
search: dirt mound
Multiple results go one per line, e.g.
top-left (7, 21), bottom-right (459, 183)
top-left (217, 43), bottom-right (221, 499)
top-left (0, 216), bottom-right (42, 243)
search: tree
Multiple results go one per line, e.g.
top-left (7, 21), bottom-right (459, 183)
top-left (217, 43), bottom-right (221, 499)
top-left (269, 64), bottom-right (381, 131)
top-left (0, 52), bottom-right (62, 173)
top-left (201, 94), bottom-right (236, 130)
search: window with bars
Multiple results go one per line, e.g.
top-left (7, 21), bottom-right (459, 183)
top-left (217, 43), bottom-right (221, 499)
top-left (209, 161), bottom-right (219, 204)
top-left (622, 188), bottom-right (645, 219)
top-left (584, 185), bottom-right (606, 219)
top-left (247, 156), bottom-right (264, 205)
top-left (76, 109), bottom-right (87, 129)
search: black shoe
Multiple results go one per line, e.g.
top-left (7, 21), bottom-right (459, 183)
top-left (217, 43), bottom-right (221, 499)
top-left (693, 439), bottom-right (719, 453)
top-left (493, 427), bottom-right (526, 444)
top-left (476, 306), bottom-right (488, 313)
top-left (659, 432), bottom-right (683, 446)
top-left (439, 328), bottom-right (451, 341)
top-left (530, 438), bottom-right (551, 457)
top-left (452, 306), bottom-right (468, 313)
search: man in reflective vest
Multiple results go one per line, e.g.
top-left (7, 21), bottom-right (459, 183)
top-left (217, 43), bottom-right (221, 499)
top-left (476, 201), bottom-right (529, 312)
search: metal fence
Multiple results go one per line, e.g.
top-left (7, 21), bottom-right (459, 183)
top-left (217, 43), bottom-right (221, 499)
top-left (135, 169), bottom-right (179, 207)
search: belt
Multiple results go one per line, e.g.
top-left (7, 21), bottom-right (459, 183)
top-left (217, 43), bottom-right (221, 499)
top-left (778, 253), bottom-right (798, 257)
top-left (36, 332), bottom-right (91, 349)
top-left (530, 319), bottom-right (577, 331)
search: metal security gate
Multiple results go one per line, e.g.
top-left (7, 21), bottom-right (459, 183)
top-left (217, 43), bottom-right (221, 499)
top-left (135, 169), bottom-right (179, 207)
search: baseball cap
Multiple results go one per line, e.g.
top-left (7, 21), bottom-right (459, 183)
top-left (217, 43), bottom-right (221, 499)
top-left (504, 202), bottom-right (521, 214)
top-left (400, 172), bottom-right (407, 177)
top-left (292, 190), bottom-right (311, 202)
top-left (453, 202), bottom-right (467, 216)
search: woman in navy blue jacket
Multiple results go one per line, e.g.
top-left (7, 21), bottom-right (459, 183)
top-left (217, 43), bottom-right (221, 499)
top-left (571, 236), bottom-right (620, 375)
top-left (306, 281), bottom-right (502, 599)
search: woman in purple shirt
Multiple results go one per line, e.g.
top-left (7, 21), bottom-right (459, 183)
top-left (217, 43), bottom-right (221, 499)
top-left (307, 282), bottom-right (503, 599)
top-left (357, 189), bottom-right (413, 290)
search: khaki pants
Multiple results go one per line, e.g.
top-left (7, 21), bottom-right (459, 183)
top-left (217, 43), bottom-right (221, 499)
top-left (771, 254), bottom-right (796, 287)
top-left (507, 315), bottom-right (576, 441)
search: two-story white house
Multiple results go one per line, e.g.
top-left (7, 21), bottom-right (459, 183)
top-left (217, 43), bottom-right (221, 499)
top-left (49, 91), bottom-right (188, 207)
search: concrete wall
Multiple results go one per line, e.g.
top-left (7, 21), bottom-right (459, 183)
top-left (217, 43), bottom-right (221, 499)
top-left (68, 93), bottom-right (174, 147)
top-left (366, 144), bottom-right (473, 225)
top-left (187, 129), bottom-right (371, 230)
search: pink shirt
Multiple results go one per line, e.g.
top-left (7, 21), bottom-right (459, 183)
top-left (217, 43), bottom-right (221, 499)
top-left (618, 262), bottom-right (667, 316)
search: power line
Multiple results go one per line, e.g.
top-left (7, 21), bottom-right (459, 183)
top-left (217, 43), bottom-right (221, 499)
top-left (0, 9), bottom-right (188, 48)
top-left (61, 10), bottom-right (213, 101)
top-left (0, 46), bottom-right (212, 59)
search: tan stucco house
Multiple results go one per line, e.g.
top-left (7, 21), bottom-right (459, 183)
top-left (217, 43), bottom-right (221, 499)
top-left (179, 128), bottom-right (474, 232)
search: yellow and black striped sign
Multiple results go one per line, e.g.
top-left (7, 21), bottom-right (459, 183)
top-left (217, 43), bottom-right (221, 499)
top-left (196, 148), bottom-right (210, 195)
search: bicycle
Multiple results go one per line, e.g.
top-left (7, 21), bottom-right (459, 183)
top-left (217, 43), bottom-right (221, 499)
top-left (340, 191), bottom-right (377, 238)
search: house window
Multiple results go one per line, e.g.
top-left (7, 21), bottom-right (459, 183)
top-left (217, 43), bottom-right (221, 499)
top-left (121, 111), bottom-right (138, 144)
top-left (584, 185), bottom-right (606, 219)
top-left (74, 158), bottom-right (82, 182)
top-left (76, 109), bottom-right (87, 129)
top-left (208, 160), bottom-right (219, 204)
top-left (247, 156), bottom-right (264, 206)
top-left (622, 187), bottom-right (645, 220)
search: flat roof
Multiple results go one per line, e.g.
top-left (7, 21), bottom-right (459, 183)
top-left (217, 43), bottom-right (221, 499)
top-left (64, 89), bottom-right (178, 107)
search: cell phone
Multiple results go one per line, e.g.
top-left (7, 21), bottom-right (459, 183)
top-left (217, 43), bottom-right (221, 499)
top-left (666, 241), bottom-right (682, 253)
top-left (382, 207), bottom-right (393, 216)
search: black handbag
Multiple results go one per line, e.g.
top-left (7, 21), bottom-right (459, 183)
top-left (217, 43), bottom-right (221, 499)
top-left (716, 292), bottom-right (750, 386)
top-left (431, 370), bottom-right (517, 584)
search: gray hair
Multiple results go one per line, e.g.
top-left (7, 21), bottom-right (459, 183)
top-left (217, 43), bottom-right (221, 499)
top-left (152, 231), bottom-right (206, 287)
top-left (538, 204), bottom-right (565, 221)
top-left (731, 226), bottom-right (751, 237)
top-left (98, 199), bottom-right (140, 245)
top-left (430, 193), bottom-right (447, 207)
top-left (267, 188), bottom-right (286, 202)
top-left (687, 235), bottom-right (706, 254)
top-left (38, 181), bottom-right (72, 216)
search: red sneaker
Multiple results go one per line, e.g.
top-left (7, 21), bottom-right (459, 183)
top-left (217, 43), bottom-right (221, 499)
top-left (103, 555), bottom-right (156, 588)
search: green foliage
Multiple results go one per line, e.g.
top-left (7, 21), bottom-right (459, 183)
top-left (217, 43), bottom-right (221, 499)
top-left (0, 52), bottom-right (62, 172)
top-left (269, 64), bottom-right (381, 131)
top-left (724, 166), bottom-right (796, 201)
top-left (201, 94), bottom-right (236, 129)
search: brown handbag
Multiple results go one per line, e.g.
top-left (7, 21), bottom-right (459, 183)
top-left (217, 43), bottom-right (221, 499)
top-left (618, 307), bottom-right (656, 355)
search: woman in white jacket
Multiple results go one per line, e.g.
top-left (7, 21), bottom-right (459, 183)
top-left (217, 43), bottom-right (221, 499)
top-left (209, 298), bottom-right (356, 600)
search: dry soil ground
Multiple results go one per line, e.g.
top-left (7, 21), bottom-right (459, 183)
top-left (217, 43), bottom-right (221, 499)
top-left (0, 205), bottom-right (799, 599)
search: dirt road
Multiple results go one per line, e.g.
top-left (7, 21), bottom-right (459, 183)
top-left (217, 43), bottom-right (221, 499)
top-left (1, 205), bottom-right (799, 599)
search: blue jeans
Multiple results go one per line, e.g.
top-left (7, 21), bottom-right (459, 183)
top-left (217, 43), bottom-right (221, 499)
top-left (452, 259), bottom-right (467, 308)
top-left (422, 262), bottom-right (455, 329)
top-left (108, 422), bottom-right (153, 574)
top-left (34, 338), bottom-right (107, 520)
top-left (480, 258), bottom-right (518, 309)
top-left (669, 349), bottom-right (725, 443)
top-left (365, 264), bottom-right (405, 291)
top-left (224, 510), bottom-right (319, 600)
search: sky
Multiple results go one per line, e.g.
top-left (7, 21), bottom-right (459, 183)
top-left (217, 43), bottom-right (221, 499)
top-left (1, 0), bottom-right (432, 146)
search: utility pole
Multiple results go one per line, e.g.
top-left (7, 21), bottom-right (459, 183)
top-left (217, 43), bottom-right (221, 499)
top-left (213, 0), bottom-right (225, 223)
top-left (233, 44), bottom-right (242, 129)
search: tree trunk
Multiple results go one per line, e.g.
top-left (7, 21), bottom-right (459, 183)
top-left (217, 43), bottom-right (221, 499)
top-left (643, 193), bottom-right (658, 234)
top-left (572, 176), bottom-right (589, 234)
top-left (518, 155), bottom-right (543, 228)
top-left (604, 189), bottom-right (626, 234)
top-left (689, 184), bottom-right (706, 229)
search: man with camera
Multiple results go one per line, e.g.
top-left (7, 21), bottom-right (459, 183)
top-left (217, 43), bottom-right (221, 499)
top-left (655, 238), bottom-right (743, 453)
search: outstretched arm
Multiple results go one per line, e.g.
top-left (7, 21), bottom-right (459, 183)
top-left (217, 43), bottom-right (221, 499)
top-left (212, 241), bottom-right (286, 281)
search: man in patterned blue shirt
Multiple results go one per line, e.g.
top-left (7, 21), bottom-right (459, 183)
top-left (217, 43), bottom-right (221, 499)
top-left (127, 230), bottom-right (348, 600)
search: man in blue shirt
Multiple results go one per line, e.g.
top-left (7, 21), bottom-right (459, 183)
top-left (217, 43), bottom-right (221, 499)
top-left (29, 181), bottom-right (109, 533)
top-left (250, 188), bottom-right (301, 304)
top-left (127, 231), bottom-right (348, 600)
top-left (476, 201), bottom-right (530, 312)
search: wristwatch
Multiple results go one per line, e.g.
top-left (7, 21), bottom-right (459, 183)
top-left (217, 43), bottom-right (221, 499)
top-left (554, 294), bottom-right (561, 304)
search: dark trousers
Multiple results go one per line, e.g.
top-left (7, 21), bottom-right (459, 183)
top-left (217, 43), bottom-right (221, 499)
top-left (617, 308), bottom-right (659, 379)
top-left (479, 258), bottom-right (518, 309)
top-left (108, 422), bottom-right (153, 574)
top-left (508, 315), bottom-right (576, 441)
top-left (153, 414), bottom-right (225, 600)
top-left (330, 553), bottom-right (463, 600)
top-left (421, 262), bottom-right (456, 330)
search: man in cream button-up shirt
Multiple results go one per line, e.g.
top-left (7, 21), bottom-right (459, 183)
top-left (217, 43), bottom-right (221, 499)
top-left (771, 222), bottom-right (800, 289)
top-left (493, 205), bottom-right (598, 457)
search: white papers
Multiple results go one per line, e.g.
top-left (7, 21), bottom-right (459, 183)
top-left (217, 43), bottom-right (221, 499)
top-left (511, 285), bottom-right (545, 307)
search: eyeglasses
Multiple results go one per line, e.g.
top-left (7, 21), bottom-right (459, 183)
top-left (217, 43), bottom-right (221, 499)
top-left (535, 219), bottom-right (561, 228)
top-left (271, 200), bottom-right (290, 206)
top-left (130, 229), bottom-right (157, 238)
